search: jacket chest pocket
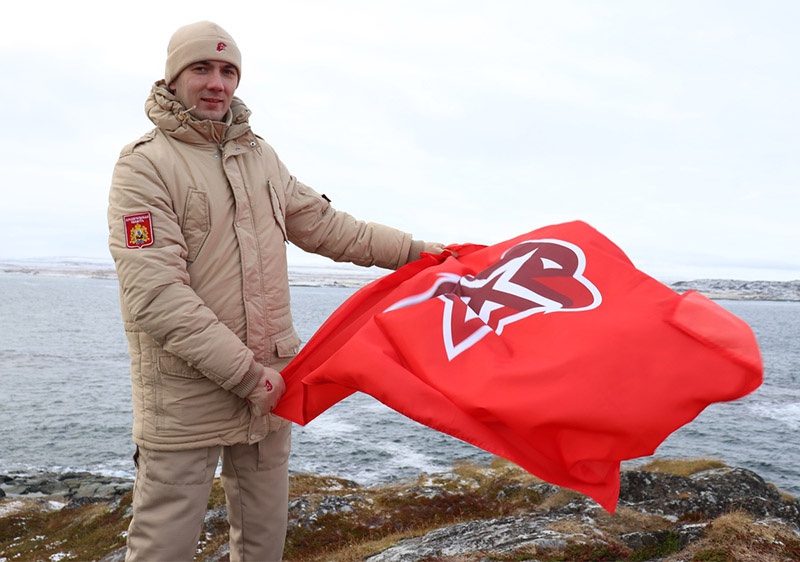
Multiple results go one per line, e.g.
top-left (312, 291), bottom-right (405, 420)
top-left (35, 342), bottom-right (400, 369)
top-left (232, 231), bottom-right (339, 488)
top-left (182, 188), bottom-right (210, 263)
top-left (268, 181), bottom-right (288, 242)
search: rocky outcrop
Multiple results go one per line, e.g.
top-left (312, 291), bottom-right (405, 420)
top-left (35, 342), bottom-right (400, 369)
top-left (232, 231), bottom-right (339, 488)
top-left (3, 464), bottom-right (798, 561)
top-left (365, 467), bottom-right (799, 561)
top-left (619, 466), bottom-right (799, 522)
top-left (0, 471), bottom-right (132, 505)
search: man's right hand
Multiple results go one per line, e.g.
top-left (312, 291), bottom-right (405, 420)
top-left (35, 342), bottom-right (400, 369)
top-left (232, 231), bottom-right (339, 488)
top-left (246, 366), bottom-right (286, 416)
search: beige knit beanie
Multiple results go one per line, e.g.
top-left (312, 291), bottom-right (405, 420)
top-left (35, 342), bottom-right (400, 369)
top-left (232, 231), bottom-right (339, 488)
top-left (165, 21), bottom-right (242, 85)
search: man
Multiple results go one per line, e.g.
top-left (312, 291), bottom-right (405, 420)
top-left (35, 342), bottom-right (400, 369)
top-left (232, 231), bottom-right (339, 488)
top-left (108, 21), bottom-right (446, 562)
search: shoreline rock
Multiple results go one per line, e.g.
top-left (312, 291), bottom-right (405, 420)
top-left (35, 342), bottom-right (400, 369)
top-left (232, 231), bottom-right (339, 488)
top-left (362, 466), bottom-right (800, 561)
top-left (0, 470), bottom-right (133, 504)
top-left (670, 278), bottom-right (800, 301)
top-left (2, 463), bottom-right (798, 561)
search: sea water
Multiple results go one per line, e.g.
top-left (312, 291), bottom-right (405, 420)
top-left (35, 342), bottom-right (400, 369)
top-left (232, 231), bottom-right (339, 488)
top-left (0, 273), bottom-right (797, 497)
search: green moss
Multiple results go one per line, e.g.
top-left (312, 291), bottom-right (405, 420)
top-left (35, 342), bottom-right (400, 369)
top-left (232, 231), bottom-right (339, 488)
top-left (628, 531), bottom-right (681, 561)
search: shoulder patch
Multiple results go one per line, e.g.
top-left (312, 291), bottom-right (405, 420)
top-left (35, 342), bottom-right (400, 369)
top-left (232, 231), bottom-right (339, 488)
top-left (124, 212), bottom-right (155, 248)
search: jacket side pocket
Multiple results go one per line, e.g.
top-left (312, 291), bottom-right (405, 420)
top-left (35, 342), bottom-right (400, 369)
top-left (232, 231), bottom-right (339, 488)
top-left (183, 188), bottom-right (210, 263)
top-left (157, 352), bottom-right (205, 379)
top-left (268, 181), bottom-right (288, 242)
top-left (275, 330), bottom-right (301, 359)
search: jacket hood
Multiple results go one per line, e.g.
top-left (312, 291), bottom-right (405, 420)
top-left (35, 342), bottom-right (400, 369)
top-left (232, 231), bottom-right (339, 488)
top-left (145, 80), bottom-right (253, 143)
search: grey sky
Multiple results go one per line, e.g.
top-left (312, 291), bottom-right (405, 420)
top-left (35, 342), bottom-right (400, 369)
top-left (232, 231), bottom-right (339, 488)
top-left (2, 1), bottom-right (798, 281)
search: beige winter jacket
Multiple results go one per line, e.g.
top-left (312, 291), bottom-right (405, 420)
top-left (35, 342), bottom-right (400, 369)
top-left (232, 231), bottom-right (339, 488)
top-left (108, 82), bottom-right (418, 450)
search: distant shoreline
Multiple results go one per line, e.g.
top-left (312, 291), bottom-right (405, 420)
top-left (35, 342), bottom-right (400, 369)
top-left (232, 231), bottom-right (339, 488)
top-left (1, 260), bottom-right (798, 300)
top-left (0, 260), bottom-right (384, 289)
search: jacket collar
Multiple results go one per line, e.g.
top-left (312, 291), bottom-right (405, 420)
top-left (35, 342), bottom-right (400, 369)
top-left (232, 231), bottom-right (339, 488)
top-left (145, 81), bottom-right (253, 145)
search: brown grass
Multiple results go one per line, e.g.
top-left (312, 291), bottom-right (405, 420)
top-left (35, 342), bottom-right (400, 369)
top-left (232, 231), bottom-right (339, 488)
top-left (637, 457), bottom-right (727, 477)
top-left (664, 510), bottom-right (800, 562)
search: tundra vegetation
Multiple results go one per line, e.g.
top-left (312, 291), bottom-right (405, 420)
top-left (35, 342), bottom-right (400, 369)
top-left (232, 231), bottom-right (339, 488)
top-left (1, 458), bottom-right (798, 562)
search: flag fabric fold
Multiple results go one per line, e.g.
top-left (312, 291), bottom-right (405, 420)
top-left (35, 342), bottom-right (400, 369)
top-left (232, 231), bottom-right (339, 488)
top-left (274, 221), bottom-right (763, 511)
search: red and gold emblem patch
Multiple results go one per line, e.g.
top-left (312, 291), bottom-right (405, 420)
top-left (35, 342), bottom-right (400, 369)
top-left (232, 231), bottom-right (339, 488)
top-left (124, 212), bottom-right (154, 249)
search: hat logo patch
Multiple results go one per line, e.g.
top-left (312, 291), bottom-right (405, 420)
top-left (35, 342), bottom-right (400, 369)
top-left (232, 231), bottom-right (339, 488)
top-left (216, 42), bottom-right (227, 52)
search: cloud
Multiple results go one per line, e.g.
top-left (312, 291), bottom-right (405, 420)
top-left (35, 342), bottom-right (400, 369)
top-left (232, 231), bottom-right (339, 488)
top-left (1, 0), bottom-right (798, 281)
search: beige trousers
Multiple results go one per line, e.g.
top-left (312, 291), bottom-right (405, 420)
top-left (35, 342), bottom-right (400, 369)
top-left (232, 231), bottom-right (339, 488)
top-left (125, 424), bottom-right (291, 562)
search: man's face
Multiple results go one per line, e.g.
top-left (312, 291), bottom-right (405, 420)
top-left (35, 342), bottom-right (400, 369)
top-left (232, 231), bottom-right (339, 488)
top-left (169, 60), bottom-right (239, 122)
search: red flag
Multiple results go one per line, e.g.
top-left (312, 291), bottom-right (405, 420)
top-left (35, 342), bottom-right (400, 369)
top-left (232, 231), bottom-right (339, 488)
top-left (274, 221), bottom-right (762, 511)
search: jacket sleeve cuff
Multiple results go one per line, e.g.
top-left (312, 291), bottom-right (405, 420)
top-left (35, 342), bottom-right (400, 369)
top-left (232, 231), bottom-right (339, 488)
top-left (231, 358), bottom-right (263, 398)
top-left (407, 239), bottom-right (425, 262)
